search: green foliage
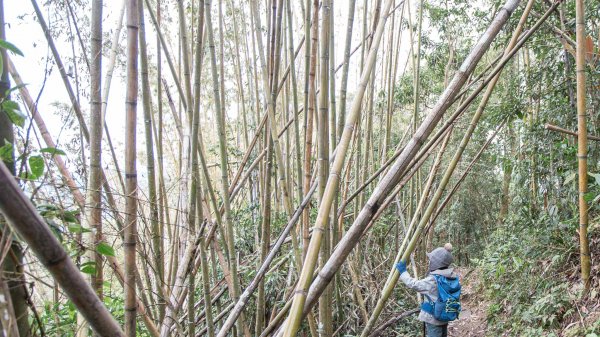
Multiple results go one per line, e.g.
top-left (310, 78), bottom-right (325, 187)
top-left (97, 242), bottom-right (116, 257)
top-left (0, 141), bottom-right (13, 163)
top-left (2, 99), bottom-right (25, 127)
top-left (38, 287), bottom-right (152, 337)
top-left (28, 155), bottom-right (44, 178)
top-left (474, 215), bottom-right (581, 335)
top-left (80, 261), bottom-right (96, 275)
top-left (0, 39), bottom-right (24, 76)
top-left (40, 147), bottom-right (66, 155)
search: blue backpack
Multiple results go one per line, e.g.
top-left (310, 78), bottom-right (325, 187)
top-left (421, 274), bottom-right (461, 322)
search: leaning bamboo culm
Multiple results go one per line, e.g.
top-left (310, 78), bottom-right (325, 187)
top-left (279, 1), bottom-right (523, 332)
top-left (0, 161), bottom-right (125, 337)
top-left (575, 0), bottom-right (591, 291)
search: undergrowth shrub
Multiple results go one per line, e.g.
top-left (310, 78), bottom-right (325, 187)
top-left (474, 212), bottom-right (581, 336)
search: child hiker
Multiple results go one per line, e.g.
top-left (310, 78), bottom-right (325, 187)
top-left (395, 243), bottom-right (461, 337)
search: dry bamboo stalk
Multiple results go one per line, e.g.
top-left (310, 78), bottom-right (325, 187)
top-left (285, 0), bottom-right (303, 212)
top-left (0, 161), bottom-right (124, 337)
top-left (138, 0), bottom-right (167, 332)
top-left (336, 0), bottom-right (356, 146)
top-left (302, 0), bottom-right (318, 262)
top-left (545, 123), bottom-right (600, 141)
top-left (137, 0), bottom-right (166, 325)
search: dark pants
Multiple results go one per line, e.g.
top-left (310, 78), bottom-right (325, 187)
top-left (425, 323), bottom-right (448, 337)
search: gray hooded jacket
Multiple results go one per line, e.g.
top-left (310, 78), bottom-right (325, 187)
top-left (399, 268), bottom-right (458, 326)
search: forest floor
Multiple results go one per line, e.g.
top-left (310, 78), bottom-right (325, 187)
top-left (448, 268), bottom-right (490, 337)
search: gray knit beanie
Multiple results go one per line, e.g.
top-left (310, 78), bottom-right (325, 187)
top-left (427, 243), bottom-right (454, 272)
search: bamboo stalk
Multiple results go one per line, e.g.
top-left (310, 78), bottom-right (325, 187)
top-left (286, 0), bottom-right (303, 213)
top-left (336, 0), bottom-right (356, 145)
top-left (256, 130), bottom-right (273, 336)
top-left (318, 0), bottom-right (333, 334)
top-left (86, 0), bottom-right (103, 315)
top-left (545, 123), bottom-right (600, 141)
top-left (124, 0), bottom-right (139, 335)
top-left (575, 0), bottom-right (591, 291)
top-left (205, 1), bottom-right (250, 336)
top-left (138, 0), bottom-right (165, 328)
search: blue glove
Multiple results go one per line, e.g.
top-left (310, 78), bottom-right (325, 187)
top-left (395, 261), bottom-right (407, 274)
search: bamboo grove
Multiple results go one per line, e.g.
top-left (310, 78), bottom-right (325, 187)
top-left (0, 0), bottom-right (598, 336)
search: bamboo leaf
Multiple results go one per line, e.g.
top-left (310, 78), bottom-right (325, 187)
top-left (0, 142), bottom-right (13, 163)
top-left (2, 100), bottom-right (25, 127)
top-left (5, 83), bottom-right (28, 97)
top-left (563, 172), bottom-right (576, 186)
top-left (40, 147), bottom-right (66, 156)
top-left (588, 172), bottom-right (600, 185)
top-left (28, 155), bottom-right (44, 179)
top-left (0, 39), bottom-right (24, 56)
top-left (80, 262), bottom-right (97, 275)
top-left (67, 225), bottom-right (90, 234)
top-left (96, 242), bottom-right (116, 257)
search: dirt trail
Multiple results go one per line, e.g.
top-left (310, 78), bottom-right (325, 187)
top-left (448, 268), bottom-right (490, 337)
